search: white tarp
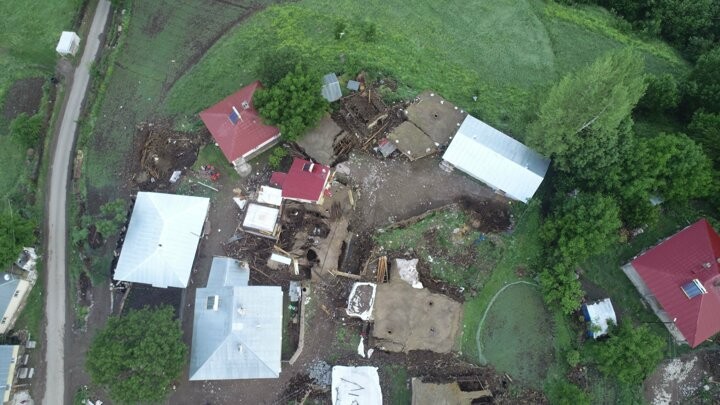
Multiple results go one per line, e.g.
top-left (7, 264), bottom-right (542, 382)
top-left (396, 258), bottom-right (423, 289)
top-left (331, 366), bottom-right (382, 405)
top-left (258, 186), bottom-right (283, 206)
top-left (346, 282), bottom-right (376, 321)
top-left (583, 298), bottom-right (617, 338)
top-left (56, 31), bottom-right (80, 56)
top-left (242, 203), bottom-right (279, 233)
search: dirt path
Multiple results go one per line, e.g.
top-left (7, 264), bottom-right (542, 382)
top-left (43, 2), bottom-right (111, 404)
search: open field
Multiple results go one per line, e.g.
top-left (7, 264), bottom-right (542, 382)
top-left (165, 0), bottom-right (686, 139)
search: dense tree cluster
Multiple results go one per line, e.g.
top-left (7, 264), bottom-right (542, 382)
top-left (0, 211), bottom-right (36, 267)
top-left (254, 64), bottom-right (328, 141)
top-left (86, 307), bottom-right (187, 404)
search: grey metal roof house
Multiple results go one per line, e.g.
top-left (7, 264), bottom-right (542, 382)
top-left (189, 257), bottom-right (283, 380)
top-left (442, 115), bottom-right (550, 202)
top-left (0, 274), bottom-right (20, 333)
top-left (0, 345), bottom-right (19, 403)
top-left (321, 73), bottom-right (342, 102)
top-left (113, 192), bottom-right (210, 289)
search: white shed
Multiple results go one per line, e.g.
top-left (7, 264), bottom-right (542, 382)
top-left (56, 31), bottom-right (81, 56)
top-left (442, 115), bottom-right (550, 202)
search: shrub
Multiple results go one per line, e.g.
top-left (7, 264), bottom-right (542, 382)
top-left (545, 379), bottom-right (590, 405)
top-left (589, 321), bottom-right (664, 384)
top-left (10, 113), bottom-right (43, 149)
top-left (638, 73), bottom-right (680, 112)
top-left (268, 146), bottom-right (288, 169)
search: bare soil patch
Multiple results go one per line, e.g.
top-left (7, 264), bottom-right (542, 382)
top-left (2, 77), bottom-right (44, 121)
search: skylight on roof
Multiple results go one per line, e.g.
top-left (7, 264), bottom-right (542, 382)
top-left (207, 295), bottom-right (219, 310)
top-left (681, 279), bottom-right (707, 299)
top-left (229, 106), bottom-right (241, 125)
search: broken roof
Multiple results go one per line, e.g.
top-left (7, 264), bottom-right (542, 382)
top-left (387, 121), bottom-right (437, 161)
top-left (321, 73), bottom-right (342, 102)
top-left (199, 81), bottom-right (280, 163)
top-left (270, 158), bottom-right (332, 203)
top-left (628, 219), bottom-right (720, 347)
top-left (331, 366), bottom-right (382, 405)
top-left (442, 115), bottom-right (550, 202)
top-left (190, 257), bottom-right (282, 380)
top-left (114, 192), bottom-right (209, 288)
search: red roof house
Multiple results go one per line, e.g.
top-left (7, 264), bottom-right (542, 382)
top-left (270, 158), bottom-right (333, 204)
top-left (622, 219), bottom-right (720, 347)
top-left (199, 81), bottom-right (280, 165)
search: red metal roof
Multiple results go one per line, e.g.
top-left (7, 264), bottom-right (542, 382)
top-left (631, 219), bottom-right (720, 347)
top-left (199, 81), bottom-right (280, 163)
top-left (271, 158), bottom-right (331, 203)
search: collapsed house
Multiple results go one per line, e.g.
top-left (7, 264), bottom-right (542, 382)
top-left (442, 115), bottom-right (550, 203)
top-left (190, 257), bottom-right (283, 380)
top-left (622, 219), bottom-right (720, 347)
top-left (113, 192), bottom-right (210, 288)
top-left (199, 81), bottom-right (280, 173)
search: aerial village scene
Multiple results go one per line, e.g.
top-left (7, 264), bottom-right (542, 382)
top-left (2, 0), bottom-right (720, 404)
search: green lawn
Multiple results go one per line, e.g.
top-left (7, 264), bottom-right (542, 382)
top-left (380, 365), bottom-right (411, 405)
top-left (164, 0), bottom-right (685, 139)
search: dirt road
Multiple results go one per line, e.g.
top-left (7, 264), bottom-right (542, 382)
top-left (43, 2), bottom-right (111, 404)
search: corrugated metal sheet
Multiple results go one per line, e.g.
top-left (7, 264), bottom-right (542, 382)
top-left (442, 115), bottom-right (550, 202)
top-left (0, 345), bottom-right (18, 401)
top-left (113, 192), bottom-right (210, 288)
top-left (206, 257), bottom-right (250, 289)
top-left (321, 73), bottom-right (342, 102)
top-left (0, 275), bottom-right (19, 322)
top-left (582, 298), bottom-right (616, 338)
top-left (190, 260), bottom-right (282, 381)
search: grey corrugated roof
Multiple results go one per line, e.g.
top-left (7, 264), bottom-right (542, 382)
top-left (190, 260), bottom-right (282, 380)
top-left (114, 192), bottom-right (210, 288)
top-left (321, 73), bottom-right (342, 102)
top-left (0, 345), bottom-right (18, 400)
top-left (206, 257), bottom-right (249, 288)
top-left (443, 115), bottom-right (550, 202)
top-left (0, 275), bottom-right (19, 322)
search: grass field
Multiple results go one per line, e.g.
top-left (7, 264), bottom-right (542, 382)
top-left (374, 208), bottom-right (503, 292)
top-left (164, 0), bottom-right (686, 140)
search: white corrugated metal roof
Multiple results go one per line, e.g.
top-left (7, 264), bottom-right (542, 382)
top-left (583, 298), bottom-right (617, 339)
top-left (206, 257), bottom-right (249, 289)
top-left (113, 192), bottom-right (210, 288)
top-left (242, 203), bottom-right (279, 233)
top-left (442, 115), bottom-right (550, 202)
top-left (257, 186), bottom-right (283, 206)
top-left (190, 259), bottom-right (282, 380)
top-left (321, 73), bottom-right (342, 102)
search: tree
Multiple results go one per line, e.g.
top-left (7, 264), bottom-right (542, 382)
top-left (539, 263), bottom-right (585, 314)
top-left (256, 47), bottom-right (303, 87)
top-left (688, 111), bottom-right (720, 169)
top-left (94, 199), bottom-right (127, 240)
top-left (86, 306), bottom-right (187, 404)
top-left (542, 194), bottom-right (622, 265)
top-left (527, 49), bottom-right (646, 175)
top-left (685, 46), bottom-right (720, 114)
top-left (254, 65), bottom-right (329, 141)
top-left (638, 73), bottom-right (680, 112)
top-left (10, 113), bottom-right (43, 149)
top-left (0, 211), bottom-right (36, 267)
top-left (590, 321), bottom-right (664, 384)
top-left (545, 379), bottom-right (590, 405)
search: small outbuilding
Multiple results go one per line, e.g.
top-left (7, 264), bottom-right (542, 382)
top-left (190, 257), bottom-right (283, 380)
top-left (581, 298), bottom-right (617, 339)
top-left (113, 192), bottom-right (210, 289)
top-left (442, 115), bottom-right (550, 203)
top-left (270, 158), bottom-right (333, 204)
top-left (56, 31), bottom-right (80, 56)
top-left (321, 73), bottom-right (342, 102)
top-left (241, 203), bottom-right (281, 239)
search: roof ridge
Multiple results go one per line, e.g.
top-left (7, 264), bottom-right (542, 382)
top-left (230, 330), bottom-right (279, 377)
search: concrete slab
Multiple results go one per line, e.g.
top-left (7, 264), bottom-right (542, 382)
top-left (372, 263), bottom-right (462, 353)
top-left (406, 91), bottom-right (467, 145)
top-left (297, 115), bottom-right (342, 165)
top-left (388, 121), bottom-right (437, 161)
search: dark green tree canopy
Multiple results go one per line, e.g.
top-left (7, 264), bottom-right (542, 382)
top-left (685, 46), bottom-right (720, 114)
top-left (589, 321), bottom-right (665, 385)
top-left (254, 64), bottom-right (329, 141)
top-left (638, 73), bottom-right (680, 112)
top-left (0, 211), bottom-right (36, 267)
top-left (539, 262), bottom-right (585, 315)
top-left (527, 49), bottom-right (646, 174)
top-left (688, 111), bottom-right (720, 169)
top-left (86, 306), bottom-right (187, 404)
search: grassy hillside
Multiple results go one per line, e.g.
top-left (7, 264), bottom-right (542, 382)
top-left (164, 0), bottom-right (686, 138)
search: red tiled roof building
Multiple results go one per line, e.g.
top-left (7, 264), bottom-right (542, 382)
top-left (623, 219), bottom-right (720, 347)
top-left (200, 81), bottom-right (280, 165)
top-left (270, 158), bottom-right (333, 204)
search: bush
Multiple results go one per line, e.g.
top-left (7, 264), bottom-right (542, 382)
top-left (94, 199), bottom-right (127, 241)
top-left (361, 21), bottom-right (377, 42)
top-left (545, 379), bottom-right (590, 405)
top-left (268, 146), bottom-right (288, 169)
top-left (0, 211), bottom-right (36, 267)
top-left (589, 321), bottom-right (664, 384)
top-left (539, 263), bottom-right (585, 314)
top-left (10, 113), bottom-right (43, 149)
top-left (334, 20), bottom-right (347, 40)
top-left (566, 349), bottom-right (581, 367)
top-left (638, 73), bottom-right (680, 112)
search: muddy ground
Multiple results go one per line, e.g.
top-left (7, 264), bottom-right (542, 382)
top-left (2, 77), bottom-right (45, 122)
top-left (644, 349), bottom-right (720, 405)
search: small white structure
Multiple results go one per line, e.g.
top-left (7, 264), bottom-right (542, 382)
top-left (113, 192), bottom-right (210, 289)
top-left (331, 366), bottom-right (382, 405)
top-left (56, 31), bottom-right (81, 56)
top-left (241, 203), bottom-right (280, 239)
top-left (257, 186), bottom-right (283, 207)
top-left (581, 298), bottom-right (617, 339)
top-left (346, 282), bottom-right (377, 321)
top-left (442, 115), bottom-right (550, 203)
